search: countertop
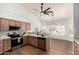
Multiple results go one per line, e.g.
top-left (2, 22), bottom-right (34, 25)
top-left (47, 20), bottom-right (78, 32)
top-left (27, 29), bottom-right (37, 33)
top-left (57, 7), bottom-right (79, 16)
top-left (0, 35), bottom-right (11, 40)
top-left (23, 34), bottom-right (50, 39)
top-left (75, 39), bottom-right (79, 45)
top-left (0, 34), bottom-right (50, 40)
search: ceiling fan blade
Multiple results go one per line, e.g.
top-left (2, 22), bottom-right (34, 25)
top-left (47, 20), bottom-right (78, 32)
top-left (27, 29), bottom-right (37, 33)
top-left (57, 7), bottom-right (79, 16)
top-left (44, 8), bottom-right (51, 12)
top-left (31, 12), bottom-right (40, 16)
top-left (46, 11), bottom-right (52, 13)
top-left (44, 13), bottom-right (50, 15)
top-left (33, 9), bottom-right (40, 12)
top-left (46, 11), bottom-right (53, 14)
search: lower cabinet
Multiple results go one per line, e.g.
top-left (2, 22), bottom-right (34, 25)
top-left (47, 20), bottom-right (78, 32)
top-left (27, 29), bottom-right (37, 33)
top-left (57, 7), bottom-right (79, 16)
top-left (3, 39), bottom-right (11, 52)
top-left (29, 36), bottom-right (38, 47)
top-left (23, 36), bottom-right (29, 45)
top-left (23, 36), bottom-right (38, 47)
top-left (74, 41), bottom-right (79, 55)
top-left (0, 40), bottom-right (3, 54)
top-left (23, 36), bottom-right (50, 51)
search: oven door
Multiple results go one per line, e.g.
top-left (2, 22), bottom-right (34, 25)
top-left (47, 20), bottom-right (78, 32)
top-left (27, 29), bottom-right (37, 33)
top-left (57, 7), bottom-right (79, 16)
top-left (11, 37), bottom-right (23, 47)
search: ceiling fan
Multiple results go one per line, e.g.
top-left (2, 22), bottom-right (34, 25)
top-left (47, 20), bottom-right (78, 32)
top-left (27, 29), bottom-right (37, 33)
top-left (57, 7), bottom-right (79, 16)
top-left (33, 3), bottom-right (54, 15)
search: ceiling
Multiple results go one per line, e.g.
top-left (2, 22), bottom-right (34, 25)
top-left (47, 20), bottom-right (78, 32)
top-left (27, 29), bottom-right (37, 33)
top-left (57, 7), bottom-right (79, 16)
top-left (20, 3), bottom-right (73, 22)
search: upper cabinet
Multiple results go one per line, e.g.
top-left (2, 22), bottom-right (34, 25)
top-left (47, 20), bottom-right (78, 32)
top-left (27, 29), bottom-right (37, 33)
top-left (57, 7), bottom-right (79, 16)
top-left (9, 20), bottom-right (16, 26)
top-left (0, 18), bottom-right (9, 31)
top-left (27, 23), bottom-right (31, 30)
top-left (15, 21), bottom-right (21, 27)
top-left (21, 22), bottom-right (31, 31)
top-left (0, 17), bottom-right (31, 32)
top-left (21, 22), bottom-right (27, 30)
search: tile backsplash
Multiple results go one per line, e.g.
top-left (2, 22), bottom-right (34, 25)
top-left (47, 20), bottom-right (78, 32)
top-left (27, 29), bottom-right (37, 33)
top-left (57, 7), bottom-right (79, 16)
top-left (0, 31), bottom-right (21, 36)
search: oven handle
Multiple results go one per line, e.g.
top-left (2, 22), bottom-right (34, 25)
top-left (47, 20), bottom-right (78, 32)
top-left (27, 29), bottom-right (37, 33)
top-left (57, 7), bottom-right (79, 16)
top-left (12, 38), bottom-right (18, 40)
top-left (12, 37), bottom-right (22, 40)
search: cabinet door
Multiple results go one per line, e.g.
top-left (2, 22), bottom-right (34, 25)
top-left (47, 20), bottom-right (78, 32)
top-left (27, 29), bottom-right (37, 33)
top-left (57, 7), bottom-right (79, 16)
top-left (0, 40), bottom-right (3, 54)
top-left (9, 20), bottom-right (15, 26)
top-left (28, 36), bottom-right (32, 45)
top-left (15, 21), bottom-right (21, 27)
top-left (21, 22), bottom-right (27, 30)
top-left (31, 37), bottom-right (38, 47)
top-left (38, 38), bottom-right (46, 50)
top-left (23, 36), bottom-right (29, 45)
top-left (26, 23), bottom-right (31, 30)
top-left (0, 19), bottom-right (9, 31)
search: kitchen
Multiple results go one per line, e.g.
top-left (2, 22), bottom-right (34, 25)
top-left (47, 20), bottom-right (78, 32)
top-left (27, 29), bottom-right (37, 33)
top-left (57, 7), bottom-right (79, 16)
top-left (0, 3), bottom-right (74, 55)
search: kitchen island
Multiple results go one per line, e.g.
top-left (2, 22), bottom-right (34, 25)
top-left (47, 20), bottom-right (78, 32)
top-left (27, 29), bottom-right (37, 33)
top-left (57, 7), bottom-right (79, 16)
top-left (23, 34), bottom-right (50, 51)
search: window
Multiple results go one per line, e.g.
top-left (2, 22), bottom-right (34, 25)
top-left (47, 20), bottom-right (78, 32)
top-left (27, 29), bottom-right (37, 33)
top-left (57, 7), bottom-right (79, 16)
top-left (49, 25), bottom-right (65, 35)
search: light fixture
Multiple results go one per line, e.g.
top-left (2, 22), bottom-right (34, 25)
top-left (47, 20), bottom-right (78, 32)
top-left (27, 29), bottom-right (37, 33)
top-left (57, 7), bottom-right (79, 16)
top-left (49, 10), bottom-right (57, 33)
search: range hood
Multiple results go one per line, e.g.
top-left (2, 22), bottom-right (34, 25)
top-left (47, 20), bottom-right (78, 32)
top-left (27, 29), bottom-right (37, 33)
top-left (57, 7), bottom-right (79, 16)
top-left (9, 26), bottom-right (21, 31)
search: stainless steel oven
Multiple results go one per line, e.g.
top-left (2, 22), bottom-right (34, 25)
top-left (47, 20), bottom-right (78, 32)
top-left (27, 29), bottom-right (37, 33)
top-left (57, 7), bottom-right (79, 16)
top-left (11, 37), bottom-right (23, 47)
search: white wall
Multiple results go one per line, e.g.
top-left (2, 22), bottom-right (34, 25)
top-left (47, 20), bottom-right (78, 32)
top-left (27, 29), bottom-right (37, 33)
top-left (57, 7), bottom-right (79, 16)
top-left (0, 3), bottom-right (41, 31)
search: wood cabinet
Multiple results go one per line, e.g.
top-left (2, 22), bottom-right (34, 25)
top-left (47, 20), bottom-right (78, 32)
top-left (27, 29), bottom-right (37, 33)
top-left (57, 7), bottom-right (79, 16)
top-left (0, 40), bottom-right (3, 54)
top-left (23, 36), bottom-right (38, 47)
top-left (74, 41), bottom-right (79, 55)
top-left (9, 20), bottom-right (16, 26)
top-left (0, 17), bottom-right (31, 32)
top-left (27, 23), bottom-right (31, 30)
top-left (38, 37), bottom-right (46, 50)
top-left (21, 22), bottom-right (27, 30)
top-left (0, 18), bottom-right (9, 31)
top-left (23, 36), bottom-right (29, 45)
top-left (15, 21), bottom-right (21, 27)
top-left (23, 35), bottom-right (50, 51)
top-left (29, 36), bottom-right (38, 47)
top-left (3, 39), bottom-right (11, 52)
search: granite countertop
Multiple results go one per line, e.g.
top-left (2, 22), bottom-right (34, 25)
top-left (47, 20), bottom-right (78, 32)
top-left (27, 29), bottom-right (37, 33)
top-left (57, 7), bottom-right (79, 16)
top-left (0, 35), bottom-right (11, 40)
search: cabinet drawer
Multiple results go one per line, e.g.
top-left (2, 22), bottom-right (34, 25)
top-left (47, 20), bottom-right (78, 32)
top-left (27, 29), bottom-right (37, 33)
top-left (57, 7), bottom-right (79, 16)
top-left (7, 46), bottom-right (11, 49)
top-left (3, 39), bottom-right (11, 42)
top-left (4, 43), bottom-right (11, 47)
top-left (3, 39), bottom-right (11, 44)
top-left (4, 41), bottom-right (11, 44)
top-left (4, 46), bottom-right (7, 51)
top-left (4, 46), bottom-right (11, 52)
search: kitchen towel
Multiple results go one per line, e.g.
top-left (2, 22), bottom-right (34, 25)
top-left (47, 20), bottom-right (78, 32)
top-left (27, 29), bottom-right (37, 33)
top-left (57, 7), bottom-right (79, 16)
top-left (18, 37), bottom-right (21, 43)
